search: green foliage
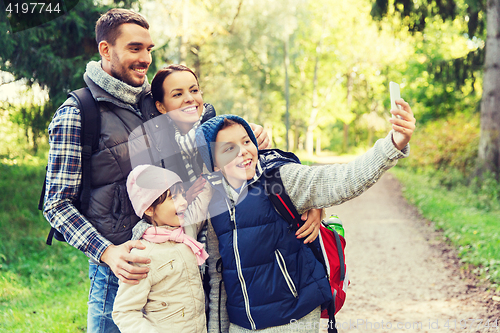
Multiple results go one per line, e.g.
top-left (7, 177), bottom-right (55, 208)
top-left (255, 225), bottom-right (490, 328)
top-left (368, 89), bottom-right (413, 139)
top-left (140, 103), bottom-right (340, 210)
top-left (8, 101), bottom-right (53, 154)
top-left (0, 153), bottom-right (88, 332)
top-left (400, 113), bottom-right (480, 176)
top-left (0, 0), bottom-right (141, 144)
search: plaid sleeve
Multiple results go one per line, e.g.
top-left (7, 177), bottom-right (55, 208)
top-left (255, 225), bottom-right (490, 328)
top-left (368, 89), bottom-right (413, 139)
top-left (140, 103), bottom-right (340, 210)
top-left (43, 104), bottom-right (112, 262)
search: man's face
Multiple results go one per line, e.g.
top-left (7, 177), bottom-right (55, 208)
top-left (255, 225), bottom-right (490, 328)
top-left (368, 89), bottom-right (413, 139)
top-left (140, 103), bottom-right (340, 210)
top-left (108, 23), bottom-right (154, 87)
top-left (214, 124), bottom-right (258, 189)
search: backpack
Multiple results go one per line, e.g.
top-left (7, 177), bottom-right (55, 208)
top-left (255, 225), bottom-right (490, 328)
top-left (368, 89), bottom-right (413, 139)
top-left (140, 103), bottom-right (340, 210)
top-left (263, 168), bottom-right (349, 333)
top-left (38, 87), bottom-right (101, 245)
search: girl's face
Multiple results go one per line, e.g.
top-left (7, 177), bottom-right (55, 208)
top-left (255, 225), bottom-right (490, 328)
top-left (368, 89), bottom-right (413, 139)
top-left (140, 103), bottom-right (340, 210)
top-left (145, 186), bottom-right (188, 227)
top-left (155, 71), bottom-right (204, 134)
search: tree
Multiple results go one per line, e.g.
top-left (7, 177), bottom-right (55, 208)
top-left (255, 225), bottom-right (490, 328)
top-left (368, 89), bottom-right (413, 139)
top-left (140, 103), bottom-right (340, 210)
top-left (0, 0), bottom-right (138, 147)
top-left (477, 0), bottom-right (500, 177)
top-left (371, 0), bottom-right (500, 177)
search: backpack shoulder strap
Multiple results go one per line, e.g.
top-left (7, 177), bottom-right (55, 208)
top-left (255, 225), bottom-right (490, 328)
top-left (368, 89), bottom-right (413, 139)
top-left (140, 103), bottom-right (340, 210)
top-left (264, 167), bottom-right (326, 264)
top-left (41, 87), bottom-right (100, 245)
top-left (69, 87), bottom-right (101, 212)
top-left (263, 167), bottom-right (304, 231)
top-left (264, 166), bottom-right (340, 333)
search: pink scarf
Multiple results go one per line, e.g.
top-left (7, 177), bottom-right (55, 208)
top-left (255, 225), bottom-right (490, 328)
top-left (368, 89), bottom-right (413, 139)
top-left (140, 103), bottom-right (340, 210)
top-left (143, 227), bottom-right (209, 265)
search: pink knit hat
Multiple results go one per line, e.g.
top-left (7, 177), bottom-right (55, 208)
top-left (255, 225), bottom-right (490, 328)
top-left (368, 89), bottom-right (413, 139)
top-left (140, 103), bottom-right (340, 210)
top-left (127, 165), bottom-right (182, 218)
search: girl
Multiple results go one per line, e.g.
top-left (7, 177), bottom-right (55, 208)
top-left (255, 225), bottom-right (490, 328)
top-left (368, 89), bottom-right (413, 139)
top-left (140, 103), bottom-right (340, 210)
top-left (112, 164), bottom-right (212, 333)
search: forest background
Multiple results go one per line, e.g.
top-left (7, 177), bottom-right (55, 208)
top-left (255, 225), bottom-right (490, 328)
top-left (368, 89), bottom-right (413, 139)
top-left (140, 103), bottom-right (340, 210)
top-left (0, 0), bottom-right (499, 331)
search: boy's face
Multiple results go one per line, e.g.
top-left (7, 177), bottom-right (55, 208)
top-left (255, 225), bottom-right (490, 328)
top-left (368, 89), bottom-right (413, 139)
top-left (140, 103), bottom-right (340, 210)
top-left (214, 124), bottom-right (258, 189)
top-left (106, 23), bottom-right (154, 87)
top-left (146, 186), bottom-right (188, 227)
top-left (156, 71), bottom-right (204, 134)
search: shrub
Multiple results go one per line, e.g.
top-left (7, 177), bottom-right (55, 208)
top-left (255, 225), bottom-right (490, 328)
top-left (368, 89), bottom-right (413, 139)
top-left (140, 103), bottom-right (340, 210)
top-left (400, 113), bottom-right (480, 177)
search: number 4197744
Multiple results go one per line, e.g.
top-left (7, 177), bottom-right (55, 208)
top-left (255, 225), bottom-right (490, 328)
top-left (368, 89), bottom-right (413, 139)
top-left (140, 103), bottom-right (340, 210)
top-left (5, 2), bottom-right (61, 14)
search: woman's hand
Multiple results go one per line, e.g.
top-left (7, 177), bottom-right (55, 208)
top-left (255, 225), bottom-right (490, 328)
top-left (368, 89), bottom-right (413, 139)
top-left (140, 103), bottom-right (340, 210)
top-left (186, 176), bottom-right (207, 205)
top-left (296, 208), bottom-right (323, 244)
top-left (249, 122), bottom-right (271, 150)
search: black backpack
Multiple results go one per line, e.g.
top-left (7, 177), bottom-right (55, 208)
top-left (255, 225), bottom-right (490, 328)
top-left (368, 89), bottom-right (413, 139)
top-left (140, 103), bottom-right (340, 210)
top-left (38, 87), bottom-right (101, 245)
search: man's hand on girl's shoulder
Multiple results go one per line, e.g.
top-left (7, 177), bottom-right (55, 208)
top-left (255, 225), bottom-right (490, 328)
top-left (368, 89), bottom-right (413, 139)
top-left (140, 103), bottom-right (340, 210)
top-left (101, 241), bottom-right (151, 284)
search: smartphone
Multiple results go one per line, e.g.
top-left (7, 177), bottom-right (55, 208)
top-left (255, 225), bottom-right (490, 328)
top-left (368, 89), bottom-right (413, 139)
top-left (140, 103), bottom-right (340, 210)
top-left (389, 81), bottom-right (401, 111)
top-left (389, 81), bottom-right (402, 119)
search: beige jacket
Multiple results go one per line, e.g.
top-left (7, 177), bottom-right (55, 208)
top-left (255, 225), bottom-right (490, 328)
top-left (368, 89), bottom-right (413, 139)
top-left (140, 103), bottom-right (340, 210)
top-left (112, 183), bottom-right (213, 333)
top-left (112, 232), bottom-right (206, 333)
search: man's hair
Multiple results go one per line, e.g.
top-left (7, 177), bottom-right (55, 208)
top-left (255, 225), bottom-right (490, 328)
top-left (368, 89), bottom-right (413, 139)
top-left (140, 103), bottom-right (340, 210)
top-left (151, 64), bottom-right (200, 104)
top-left (95, 8), bottom-right (149, 46)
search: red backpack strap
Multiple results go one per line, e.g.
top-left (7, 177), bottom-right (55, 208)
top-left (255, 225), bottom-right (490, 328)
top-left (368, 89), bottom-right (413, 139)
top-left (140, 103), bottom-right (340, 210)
top-left (264, 167), bottom-right (341, 333)
top-left (263, 168), bottom-right (303, 231)
top-left (263, 168), bottom-right (329, 281)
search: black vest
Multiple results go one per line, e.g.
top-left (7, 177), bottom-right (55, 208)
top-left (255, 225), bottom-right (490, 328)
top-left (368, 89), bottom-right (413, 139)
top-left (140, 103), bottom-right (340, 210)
top-left (81, 75), bottom-right (159, 245)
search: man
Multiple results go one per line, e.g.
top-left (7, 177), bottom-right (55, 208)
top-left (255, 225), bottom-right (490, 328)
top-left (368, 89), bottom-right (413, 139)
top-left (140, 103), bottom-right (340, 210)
top-left (43, 9), bottom-right (158, 332)
top-left (43, 8), bottom-right (319, 333)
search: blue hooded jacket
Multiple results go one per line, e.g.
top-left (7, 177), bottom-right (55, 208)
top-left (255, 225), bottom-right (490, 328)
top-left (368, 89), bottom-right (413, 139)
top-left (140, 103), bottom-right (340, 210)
top-left (206, 149), bottom-right (332, 330)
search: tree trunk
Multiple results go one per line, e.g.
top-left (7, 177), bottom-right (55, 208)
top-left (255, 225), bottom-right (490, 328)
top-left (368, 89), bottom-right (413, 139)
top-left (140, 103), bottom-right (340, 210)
top-left (316, 134), bottom-right (321, 155)
top-left (284, 38), bottom-right (290, 151)
top-left (178, 0), bottom-right (189, 64)
top-left (343, 72), bottom-right (354, 152)
top-left (367, 127), bottom-right (374, 147)
top-left (476, 0), bottom-right (500, 178)
top-left (191, 44), bottom-right (201, 79)
top-left (306, 39), bottom-right (321, 156)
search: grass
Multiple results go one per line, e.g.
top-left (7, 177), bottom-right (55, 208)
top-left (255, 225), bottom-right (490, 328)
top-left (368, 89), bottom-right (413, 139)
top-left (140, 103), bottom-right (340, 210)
top-left (392, 167), bottom-right (500, 289)
top-left (0, 152), bottom-right (88, 333)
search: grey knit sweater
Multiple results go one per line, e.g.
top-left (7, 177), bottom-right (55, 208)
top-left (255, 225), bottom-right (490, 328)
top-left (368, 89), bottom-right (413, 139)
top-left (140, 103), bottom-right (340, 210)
top-left (207, 132), bottom-right (409, 333)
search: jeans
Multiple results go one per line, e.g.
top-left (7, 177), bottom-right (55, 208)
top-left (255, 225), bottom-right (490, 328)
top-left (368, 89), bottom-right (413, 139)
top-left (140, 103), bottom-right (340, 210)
top-left (87, 262), bottom-right (120, 333)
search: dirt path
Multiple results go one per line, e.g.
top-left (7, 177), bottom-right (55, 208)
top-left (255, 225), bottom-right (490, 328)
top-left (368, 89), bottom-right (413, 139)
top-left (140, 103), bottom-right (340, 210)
top-left (319, 172), bottom-right (499, 333)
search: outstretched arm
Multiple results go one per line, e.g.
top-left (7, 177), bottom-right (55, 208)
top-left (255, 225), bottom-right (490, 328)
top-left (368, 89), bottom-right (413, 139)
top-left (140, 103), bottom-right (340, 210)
top-left (280, 102), bottom-right (414, 212)
top-left (280, 133), bottom-right (410, 213)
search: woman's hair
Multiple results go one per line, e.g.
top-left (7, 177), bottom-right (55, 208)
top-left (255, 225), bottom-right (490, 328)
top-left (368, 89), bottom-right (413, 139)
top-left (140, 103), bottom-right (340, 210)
top-left (151, 64), bottom-right (200, 104)
top-left (143, 183), bottom-right (184, 226)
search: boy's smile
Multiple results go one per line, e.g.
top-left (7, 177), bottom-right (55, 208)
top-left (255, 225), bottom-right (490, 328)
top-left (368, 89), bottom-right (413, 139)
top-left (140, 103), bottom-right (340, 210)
top-left (214, 124), bottom-right (258, 189)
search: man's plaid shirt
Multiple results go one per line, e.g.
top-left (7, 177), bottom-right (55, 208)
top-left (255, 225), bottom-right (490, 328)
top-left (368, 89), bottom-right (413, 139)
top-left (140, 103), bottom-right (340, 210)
top-left (43, 103), bottom-right (112, 263)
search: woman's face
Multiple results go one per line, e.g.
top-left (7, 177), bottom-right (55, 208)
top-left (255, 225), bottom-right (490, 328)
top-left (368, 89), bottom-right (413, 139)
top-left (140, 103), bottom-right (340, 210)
top-left (155, 71), bottom-right (204, 134)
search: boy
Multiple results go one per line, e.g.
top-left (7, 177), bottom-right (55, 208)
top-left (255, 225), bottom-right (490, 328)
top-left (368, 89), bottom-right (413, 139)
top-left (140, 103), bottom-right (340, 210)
top-left (195, 101), bottom-right (414, 332)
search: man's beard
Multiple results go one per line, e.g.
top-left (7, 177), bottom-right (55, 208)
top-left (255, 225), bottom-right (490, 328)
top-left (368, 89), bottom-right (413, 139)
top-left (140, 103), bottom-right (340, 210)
top-left (110, 53), bottom-right (145, 87)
